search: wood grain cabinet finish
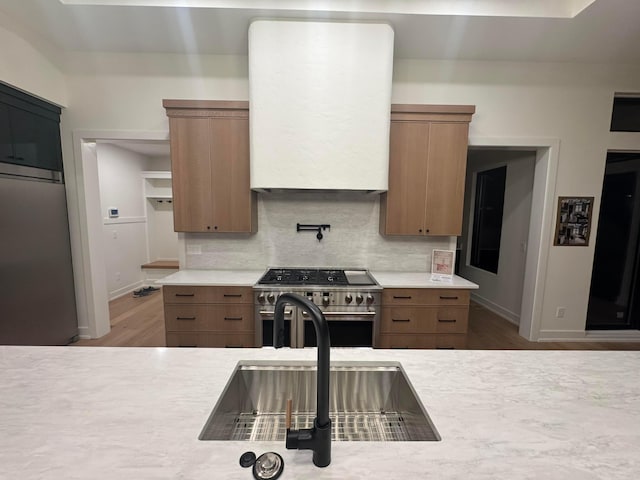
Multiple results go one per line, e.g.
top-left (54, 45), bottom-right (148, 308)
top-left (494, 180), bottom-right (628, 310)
top-left (380, 104), bottom-right (475, 236)
top-left (163, 100), bottom-right (257, 233)
top-left (163, 285), bottom-right (255, 348)
top-left (376, 288), bottom-right (470, 349)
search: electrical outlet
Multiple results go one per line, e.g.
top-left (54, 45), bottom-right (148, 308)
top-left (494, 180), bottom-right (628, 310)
top-left (556, 307), bottom-right (566, 318)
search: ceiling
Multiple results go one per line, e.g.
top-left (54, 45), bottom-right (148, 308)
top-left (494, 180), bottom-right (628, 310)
top-left (0, 0), bottom-right (639, 64)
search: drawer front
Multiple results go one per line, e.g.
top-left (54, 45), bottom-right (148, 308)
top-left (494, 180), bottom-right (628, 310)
top-left (210, 286), bottom-right (253, 304)
top-left (382, 288), bottom-right (469, 306)
top-left (166, 332), bottom-right (255, 348)
top-left (380, 307), bottom-right (468, 334)
top-left (165, 305), bottom-right (254, 331)
top-left (163, 285), bottom-right (214, 304)
top-left (376, 333), bottom-right (467, 349)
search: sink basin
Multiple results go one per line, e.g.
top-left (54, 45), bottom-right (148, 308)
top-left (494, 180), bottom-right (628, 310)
top-left (199, 361), bottom-right (440, 442)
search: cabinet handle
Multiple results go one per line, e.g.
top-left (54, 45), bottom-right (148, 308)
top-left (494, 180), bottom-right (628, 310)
top-left (426, 229), bottom-right (430, 233)
top-left (438, 318), bottom-right (457, 323)
top-left (225, 344), bottom-right (243, 348)
top-left (207, 226), bottom-right (211, 230)
top-left (418, 229), bottom-right (422, 233)
top-left (178, 344), bottom-right (197, 348)
top-left (223, 294), bottom-right (243, 298)
top-left (175, 293), bottom-right (195, 297)
top-left (391, 346), bottom-right (409, 349)
top-left (259, 310), bottom-right (293, 316)
top-left (224, 316), bottom-right (243, 321)
top-left (436, 346), bottom-right (455, 349)
top-left (392, 318), bottom-right (411, 323)
top-left (393, 295), bottom-right (412, 299)
top-left (214, 226), bottom-right (218, 230)
top-left (439, 296), bottom-right (459, 300)
top-left (176, 316), bottom-right (196, 320)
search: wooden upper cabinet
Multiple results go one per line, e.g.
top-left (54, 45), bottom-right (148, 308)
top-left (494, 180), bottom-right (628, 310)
top-left (380, 104), bottom-right (475, 236)
top-left (163, 100), bottom-right (257, 233)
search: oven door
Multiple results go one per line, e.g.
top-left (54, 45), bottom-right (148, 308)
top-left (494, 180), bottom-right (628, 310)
top-left (300, 309), bottom-right (376, 347)
top-left (256, 307), bottom-right (295, 347)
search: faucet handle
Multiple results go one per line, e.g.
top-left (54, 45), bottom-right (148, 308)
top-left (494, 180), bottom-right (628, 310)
top-left (286, 399), bottom-right (293, 430)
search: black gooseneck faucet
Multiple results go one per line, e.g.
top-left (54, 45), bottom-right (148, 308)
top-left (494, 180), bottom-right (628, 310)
top-left (273, 293), bottom-right (331, 468)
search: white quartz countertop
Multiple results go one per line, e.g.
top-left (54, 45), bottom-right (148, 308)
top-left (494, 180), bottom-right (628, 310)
top-left (155, 269), bottom-right (265, 286)
top-left (2, 346), bottom-right (639, 479)
top-left (370, 271), bottom-right (479, 289)
top-left (155, 269), bottom-right (478, 289)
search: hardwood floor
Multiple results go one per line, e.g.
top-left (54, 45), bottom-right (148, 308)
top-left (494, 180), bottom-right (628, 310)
top-left (73, 289), bottom-right (640, 350)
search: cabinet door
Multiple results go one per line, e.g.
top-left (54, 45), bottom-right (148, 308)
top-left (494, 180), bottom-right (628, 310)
top-left (7, 106), bottom-right (62, 171)
top-left (210, 117), bottom-right (253, 232)
top-left (424, 122), bottom-right (469, 235)
top-left (383, 121), bottom-right (430, 235)
top-left (0, 103), bottom-right (14, 163)
top-left (169, 117), bottom-right (213, 232)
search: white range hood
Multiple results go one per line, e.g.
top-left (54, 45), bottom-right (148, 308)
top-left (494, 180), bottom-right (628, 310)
top-left (249, 20), bottom-right (394, 191)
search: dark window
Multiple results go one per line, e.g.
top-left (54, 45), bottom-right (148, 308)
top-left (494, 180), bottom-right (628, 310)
top-left (610, 96), bottom-right (640, 132)
top-left (470, 166), bottom-right (507, 274)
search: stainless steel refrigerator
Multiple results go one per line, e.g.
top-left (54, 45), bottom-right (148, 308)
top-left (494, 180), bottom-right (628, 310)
top-left (0, 163), bottom-right (78, 345)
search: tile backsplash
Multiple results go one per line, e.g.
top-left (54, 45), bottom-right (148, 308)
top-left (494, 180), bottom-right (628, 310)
top-left (185, 191), bottom-right (454, 271)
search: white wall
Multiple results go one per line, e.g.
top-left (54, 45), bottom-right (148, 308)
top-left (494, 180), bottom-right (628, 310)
top-left (459, 149), bottom-right (536, 324)
top-left (55, 50), bottom-right (640, 339)
top-left (0, 19), bottom-right (66, 106)
top-left (96, 143), bottom-right (149, 299)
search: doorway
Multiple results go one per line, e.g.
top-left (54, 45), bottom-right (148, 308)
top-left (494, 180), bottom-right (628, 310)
top-left (587, 152), bottom-right (640, 330)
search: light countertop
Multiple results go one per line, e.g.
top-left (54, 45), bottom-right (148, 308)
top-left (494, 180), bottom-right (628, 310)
top-left (1, 346), bottom-right (638, 479)
top-left (370, 271), bottom-right (479, 289)
top-left (155, 269), bottom-right (479, 289)
top-left (155, 269), bottom-right (265, 286)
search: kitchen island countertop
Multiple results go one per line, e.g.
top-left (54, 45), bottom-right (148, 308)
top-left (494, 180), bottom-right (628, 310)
top-left (1, 346), bottom-right (639, 479)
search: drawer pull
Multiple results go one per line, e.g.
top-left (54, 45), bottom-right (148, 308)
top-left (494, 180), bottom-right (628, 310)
top-left (178, 344), bottom-right (197, 348)
top-left (438, 318), bottom-right (457, 323)
top-left (176, 316), bottom-right (196, 321)
top-left (225, 344), bottom-right (243, 348)
top-left (224, 317), bottom-right (243, 321)
top-left (392, 318), bottom-right (411, 323)
top-left (175, 293), bottom-right (195, 297)
top-left (223, 294), bottom-right (243, 298)
top-left (436, 346), bottom-right (456, 349)
top-left (390, 346), bottom-right (409, 349)
top-left (393, 295), bottom-right (412, 299)
top-left (439, 296), bottom-right (459, 300)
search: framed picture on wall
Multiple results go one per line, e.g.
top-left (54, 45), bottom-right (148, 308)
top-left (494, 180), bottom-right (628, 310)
top-left (553, 196), bottom-right (594, 246)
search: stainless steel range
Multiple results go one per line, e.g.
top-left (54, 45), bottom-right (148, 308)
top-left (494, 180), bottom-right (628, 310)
top-left (254, 268), bottom-right (381, 348)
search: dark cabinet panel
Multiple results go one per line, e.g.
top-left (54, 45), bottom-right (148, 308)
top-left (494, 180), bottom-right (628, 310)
top-left (8, 106), bottom-right (62, 171)
top-left (0, 103), bottom-right (14, 163)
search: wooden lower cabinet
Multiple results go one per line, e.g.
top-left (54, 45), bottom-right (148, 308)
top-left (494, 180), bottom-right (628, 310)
top-left (376, 288), bottom-right (470, 349)
top-left (163, 285), bottom-right (255, 348)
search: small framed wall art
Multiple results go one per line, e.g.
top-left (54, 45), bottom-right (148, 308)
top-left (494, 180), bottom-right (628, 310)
top-left (431, 249), bottom-right (455, 282)
top-left (553, 196), bottom-right (594, 246)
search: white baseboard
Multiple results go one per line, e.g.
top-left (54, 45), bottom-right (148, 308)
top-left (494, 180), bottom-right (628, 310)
top-left (109, 280), bottom-right (145, 301)
top-left (471, 292), bottom-right (520, 326)
top-left (538, 329), bottom-right (640, 342)
top-left (77, 326), bottom-right (90, 340)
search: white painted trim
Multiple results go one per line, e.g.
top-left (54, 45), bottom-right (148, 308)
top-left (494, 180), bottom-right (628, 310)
top-left (77, 326), bottom-right (90, 340)
top-left (539, 329), bottom-right (640, 342)
top-left (141, 171), bottom-right (172, 179)
top-left (471, 292), bottom-right (520, 325)
top-left (103, 216), bottom-right (147, 225)
top-left (109, 280), bottom-right (145, 301)
top-left (468, 136), bottom-right (560, 342)
top-left (608, 132), bottom-right (640, 151)
top-left (72, 129), bottom-right (171, 339)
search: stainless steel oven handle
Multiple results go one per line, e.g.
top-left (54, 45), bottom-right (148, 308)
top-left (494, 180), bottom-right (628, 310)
top-left (259, 310), bottom-right (293, 316)
top-left (301, 311), bottom-right (376, 317)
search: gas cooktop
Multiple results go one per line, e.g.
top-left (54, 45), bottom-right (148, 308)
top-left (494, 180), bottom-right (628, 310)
top-left (257, 268), bottom-right (376, 286)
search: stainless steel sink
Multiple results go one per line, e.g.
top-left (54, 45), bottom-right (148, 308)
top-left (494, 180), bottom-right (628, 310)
top-left (199, 361), bottom-right (440, 442)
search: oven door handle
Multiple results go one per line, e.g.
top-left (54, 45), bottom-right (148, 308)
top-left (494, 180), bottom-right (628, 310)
top-left (301, 311), bottom-right (376, 317)
top-left (259, 310), bottom-right (293, 316)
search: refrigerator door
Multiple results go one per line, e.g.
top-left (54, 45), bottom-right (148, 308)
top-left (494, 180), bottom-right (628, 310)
top-left (0, 175), bottom-right (78, 344)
